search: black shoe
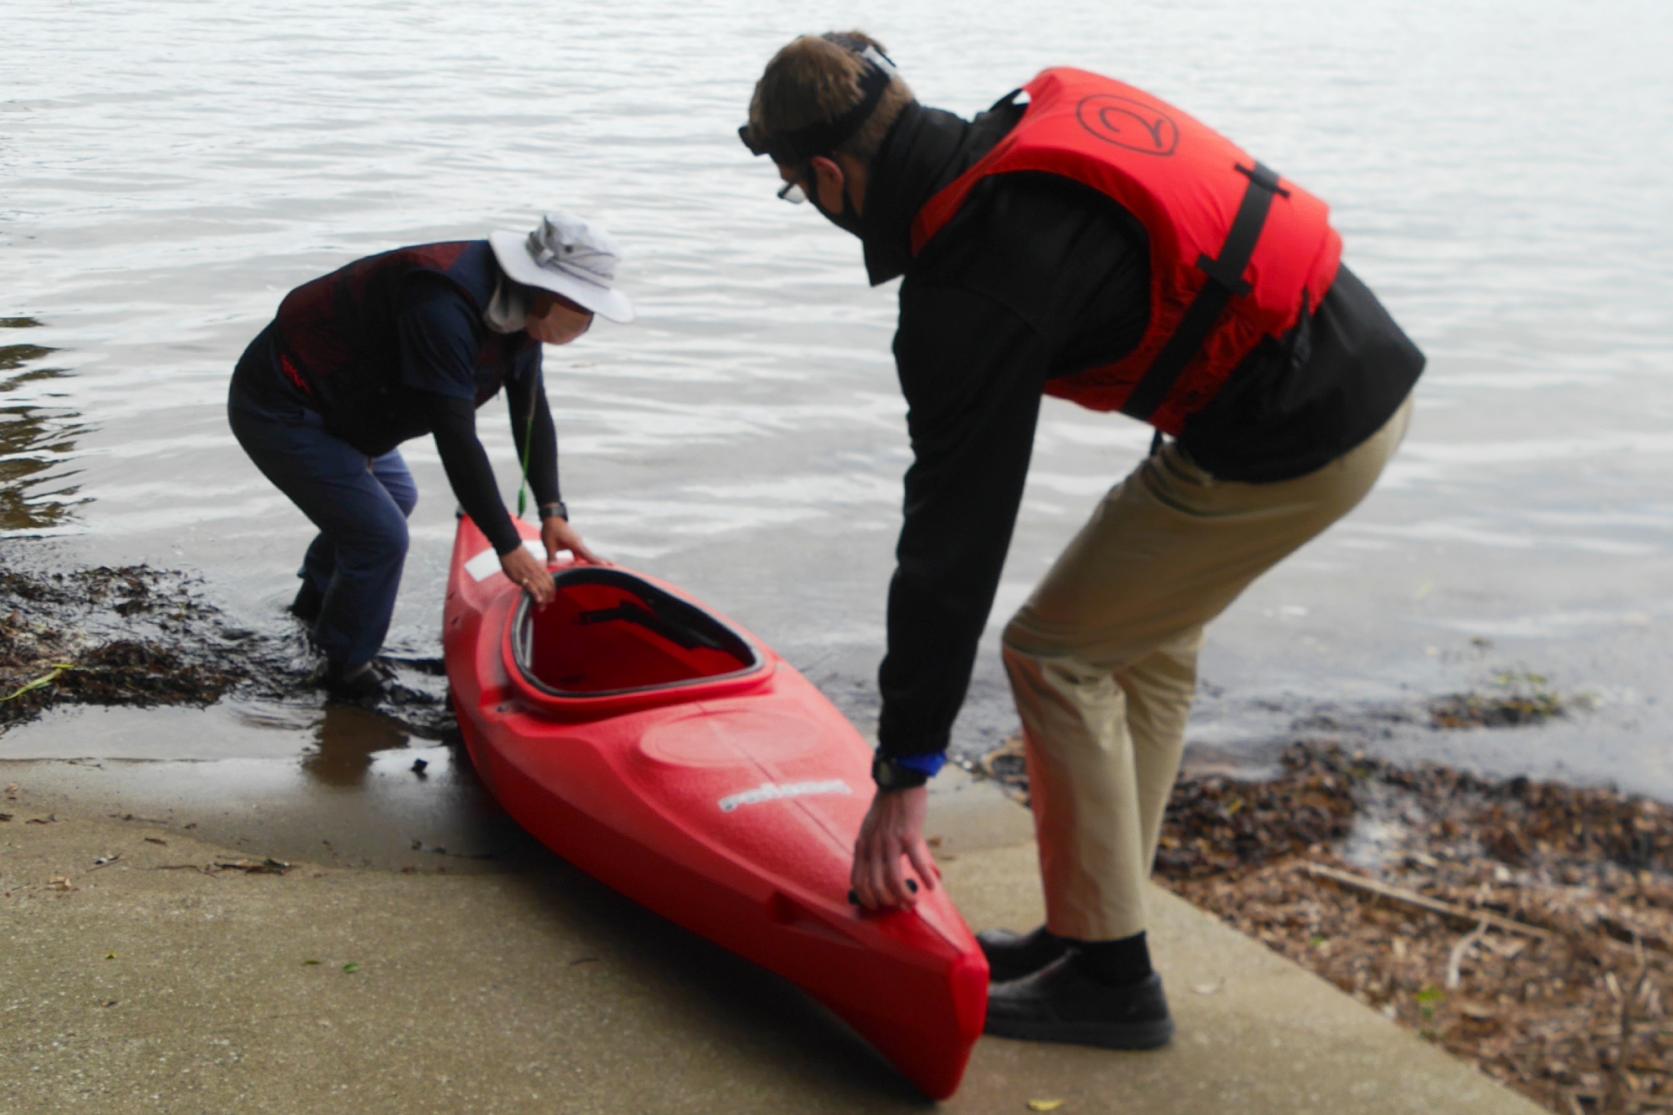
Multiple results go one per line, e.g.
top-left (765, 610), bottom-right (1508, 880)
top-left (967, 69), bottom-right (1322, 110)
top-left (977, 924), bottom-right (1070, 982)
top-left (319, 660), bottom-right (389, 702)
top-left (290, 581), bottom-right (324, 625)
top-left (984, 955), bottom-right (1174, 1050)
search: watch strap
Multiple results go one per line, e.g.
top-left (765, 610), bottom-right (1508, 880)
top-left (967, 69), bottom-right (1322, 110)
top-left (871, 753), bottom-right (930, 791)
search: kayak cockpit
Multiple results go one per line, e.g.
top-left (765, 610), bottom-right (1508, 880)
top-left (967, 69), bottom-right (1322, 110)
top-left (513, 567), bottom-right (762, 699)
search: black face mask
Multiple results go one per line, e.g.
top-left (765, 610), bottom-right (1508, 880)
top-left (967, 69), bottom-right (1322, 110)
top-left (809, 170), bottom-right (865, 238)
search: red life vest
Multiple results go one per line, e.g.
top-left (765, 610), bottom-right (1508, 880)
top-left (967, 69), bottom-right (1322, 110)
top-left (910, 68), bottom-right (1342, 435)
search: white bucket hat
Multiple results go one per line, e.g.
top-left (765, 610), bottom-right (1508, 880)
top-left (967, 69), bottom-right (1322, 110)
top-left (489, 212), bottom-right (636, 324)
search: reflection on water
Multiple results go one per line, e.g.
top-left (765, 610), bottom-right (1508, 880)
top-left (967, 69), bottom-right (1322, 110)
top-left (301, 703), bottom-right (414, 788)
top-left (0, 316), bottom-right (86, 534)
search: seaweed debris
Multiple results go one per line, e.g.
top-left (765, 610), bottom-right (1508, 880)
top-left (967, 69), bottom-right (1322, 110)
top-left (977, 739), bottom-right (1671, 1114)
top-left (0, 561), bottom-right (251, 727)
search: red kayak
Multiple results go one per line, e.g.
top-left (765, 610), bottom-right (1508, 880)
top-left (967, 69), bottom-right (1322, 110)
top-left (443, 514), bottom-right (988, 1098)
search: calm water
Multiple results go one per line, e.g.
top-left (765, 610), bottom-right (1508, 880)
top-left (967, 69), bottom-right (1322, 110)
top-left (5, 0), bottom-right (1672, 798)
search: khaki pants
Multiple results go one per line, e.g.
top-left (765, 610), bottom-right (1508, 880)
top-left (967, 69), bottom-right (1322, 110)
top-left (1001, 396), bottom-right (1413, 941)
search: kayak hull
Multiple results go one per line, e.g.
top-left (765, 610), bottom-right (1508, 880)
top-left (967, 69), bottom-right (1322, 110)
top-left (443, 516), bottom-right (987, 1098)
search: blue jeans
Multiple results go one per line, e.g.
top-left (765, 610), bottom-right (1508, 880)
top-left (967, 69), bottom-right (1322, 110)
top-left (228, 377), bottom-right (418, 671)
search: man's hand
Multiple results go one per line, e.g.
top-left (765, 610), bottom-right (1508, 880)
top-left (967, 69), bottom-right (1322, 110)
top-left (851, 785), bottom-right (938, 910)
top-left (541, 517), bottom-right (601, 565)
top-left (500, 545), bottom-right (555, 606)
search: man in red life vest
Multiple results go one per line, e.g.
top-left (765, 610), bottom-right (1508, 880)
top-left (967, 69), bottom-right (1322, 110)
top-left (741, 34), bottom-right (1421, 1048)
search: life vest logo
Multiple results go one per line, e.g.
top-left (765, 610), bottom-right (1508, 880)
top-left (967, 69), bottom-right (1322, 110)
top-left (1075, 94), bottom-right (1179, 156)
top-left (718, 780), bottom-right (853, 813)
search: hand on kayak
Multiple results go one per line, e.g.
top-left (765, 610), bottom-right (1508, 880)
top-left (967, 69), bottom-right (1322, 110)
top-left (542, 516), bottom-right (602, 565)
top-left (500, 545), bottom-right (555, 606)
top-left (851, 785), bottom-right (937, 910)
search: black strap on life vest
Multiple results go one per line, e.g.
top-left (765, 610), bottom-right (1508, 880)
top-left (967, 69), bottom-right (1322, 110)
top-left (1125, 161), bottom-right (1289, 423)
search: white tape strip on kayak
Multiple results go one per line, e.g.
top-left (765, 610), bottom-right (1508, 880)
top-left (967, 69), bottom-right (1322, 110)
top-left (464, 540), bottom-right (546, 582)
top-left (719, 780), bottom-right (853, 813)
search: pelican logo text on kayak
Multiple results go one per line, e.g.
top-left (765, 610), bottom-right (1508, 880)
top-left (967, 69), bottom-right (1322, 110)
top-left (1075, 93), bottom-right (1179, 156)
top-left (718, 779), bottom-right (854, 813)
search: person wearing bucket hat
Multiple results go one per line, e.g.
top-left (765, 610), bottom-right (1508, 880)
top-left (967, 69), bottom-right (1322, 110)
top-left (742, 34), bottom-right (1423, 1049)
top-left (228, 212), bottom-right (634, 700)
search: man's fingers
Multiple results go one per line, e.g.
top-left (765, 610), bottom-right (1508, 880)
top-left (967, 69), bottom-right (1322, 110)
top-left (851, 847), bottom-right (933, 910)
top-left (511, 560), bottom-right (555, 607)
top-left (886, 853), bottom-right (919, 907)
top-left (852, 863), bottom-right (874, 909)
top-left (849, 837), bottom-right (873, 908)
top-left (856, 836), bottom-right (890, 910)
top-left (862, 845), bottom-right (888, 910)
top-left (862, 832), bottom-right (913, 909)
top-left (851, 788), bottom-right (935, 912)
top-left (884, 862), bottom-right (909, 907)
top-left (906, 841), bottom-right (939, 893)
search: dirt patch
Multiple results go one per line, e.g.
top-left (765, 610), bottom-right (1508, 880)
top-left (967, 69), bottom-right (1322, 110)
top-left (976, 740), bottom-right (1671, 1114)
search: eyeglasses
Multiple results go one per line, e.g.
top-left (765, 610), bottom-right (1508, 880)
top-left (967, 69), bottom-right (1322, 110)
top-left (772, 160), bottom-right (813, 204)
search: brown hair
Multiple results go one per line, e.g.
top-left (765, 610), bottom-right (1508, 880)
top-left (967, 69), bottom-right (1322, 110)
top-left (744, 32), bottom-right (915, 168)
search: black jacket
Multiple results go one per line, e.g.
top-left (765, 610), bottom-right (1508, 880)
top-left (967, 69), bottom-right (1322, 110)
top-left (860, 99), bottom-right (1425, 760)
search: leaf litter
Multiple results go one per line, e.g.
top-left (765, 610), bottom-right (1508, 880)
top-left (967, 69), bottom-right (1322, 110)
top-left (977, 738), bottom-right (1670, 1114)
